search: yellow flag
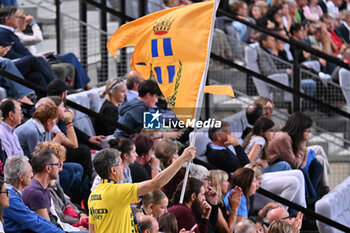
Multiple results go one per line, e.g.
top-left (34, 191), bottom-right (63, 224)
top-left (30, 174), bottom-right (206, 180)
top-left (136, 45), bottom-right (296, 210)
top-left (204, 85), bottom-right (234, 97)
top-left (108, 1), bottom-right (234, 121)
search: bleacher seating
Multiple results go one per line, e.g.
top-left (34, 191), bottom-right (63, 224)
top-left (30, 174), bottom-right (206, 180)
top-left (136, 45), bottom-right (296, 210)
top-left (244, 43), bottom-right (292, 103)
top-left (302, 60), bottom-right (321, 73)
top-left (85, 86), bottom-right (106, 113)
top-left (221, 109), bottom-right (247, 135)
top-left (315, 176), bottom-right (350, 233)
top-left (67, 92), bottom-right (96, 137)
top-left (14, 2), bottom-right (350, 232)
top-left (66, 86), bottom-right (106, 137)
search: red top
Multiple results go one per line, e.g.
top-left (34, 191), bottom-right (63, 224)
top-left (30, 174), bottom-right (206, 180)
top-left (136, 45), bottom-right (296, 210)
top-left (168, 204), bottom-right (209, 233)
top-left (331, 31), bottom-right (342, 55)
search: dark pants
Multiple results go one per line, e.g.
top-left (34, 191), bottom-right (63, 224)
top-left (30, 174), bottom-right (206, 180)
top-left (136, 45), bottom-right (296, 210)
top-left (59, 53), bottom-right (91, 89)
top-left (60, 162), bottom-right (83, 191)
top-left (60, 162), bottom-right (84, 204)
top-left (14, 56), bottom-right (57, 96)
top-left (66, 145), bottom-right (93, 181)
top-left (300, 159), bottom-right (323, 199)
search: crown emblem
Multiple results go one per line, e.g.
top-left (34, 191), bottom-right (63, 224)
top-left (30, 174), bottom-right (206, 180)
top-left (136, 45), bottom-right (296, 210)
top-left (153, 16), bottom-right (175, 35)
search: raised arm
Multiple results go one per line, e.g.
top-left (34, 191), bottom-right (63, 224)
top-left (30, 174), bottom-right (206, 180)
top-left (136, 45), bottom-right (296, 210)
top-left (17, 16), bottom-right (43, 47)
top-left (60, 109), bottom-right (78, 148)
top-left (137, 145), bottom-right (195, 197)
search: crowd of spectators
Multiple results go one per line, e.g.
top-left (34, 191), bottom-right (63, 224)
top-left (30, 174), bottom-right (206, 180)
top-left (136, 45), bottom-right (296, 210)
top-left (0, 5), bottom-right (92, 103)
top-left (147, 0), bottom-right (350, 108)
top-left (0, 79), bottom-right (328, 233)
top-left (211, 0), bottom-right (350, 107)
top-left (0, 1), bottom-right (340, 233)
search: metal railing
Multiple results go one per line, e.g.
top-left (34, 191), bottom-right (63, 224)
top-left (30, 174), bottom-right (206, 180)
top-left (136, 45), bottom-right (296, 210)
top-left (22, 0), bottom-right (350, 151)
top-left (7, 1), bottom-right (350, 231)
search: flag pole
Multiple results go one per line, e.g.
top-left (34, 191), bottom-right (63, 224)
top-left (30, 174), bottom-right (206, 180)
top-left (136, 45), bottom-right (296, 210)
top-left (179, 0), bottom-right (220, 204)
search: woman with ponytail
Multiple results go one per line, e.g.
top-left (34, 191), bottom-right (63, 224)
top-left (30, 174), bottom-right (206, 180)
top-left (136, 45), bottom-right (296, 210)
top-left (94, 77), bottom-right (126, 136)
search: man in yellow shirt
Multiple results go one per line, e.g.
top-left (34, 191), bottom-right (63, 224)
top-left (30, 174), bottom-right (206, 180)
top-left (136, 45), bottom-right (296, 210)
top-left (88, 146), bottom-right (196, 233)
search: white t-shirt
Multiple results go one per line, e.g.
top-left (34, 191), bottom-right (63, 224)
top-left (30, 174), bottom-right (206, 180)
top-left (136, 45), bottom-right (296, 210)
top-left (244, 135), bottom-right (266, 162)
top-left (326, 1), bottom-right (339, 15)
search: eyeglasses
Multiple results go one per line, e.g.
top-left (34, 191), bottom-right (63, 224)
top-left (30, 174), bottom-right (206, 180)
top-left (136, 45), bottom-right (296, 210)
top-left (48, 162), bottom-right (63, 168)
top-left (0, 190), bottom-right (9, 197)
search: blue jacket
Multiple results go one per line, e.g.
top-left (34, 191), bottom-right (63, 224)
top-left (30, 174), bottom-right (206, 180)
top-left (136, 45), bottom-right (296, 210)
top-left (3, 184), bottom-right (64, 233)
top-left (114, 98), bottom-right (148, 138)
top-left (205, 143), bottom-right (250, 174)
top-left (0, 27), bottom-right (32, 59)
top-left (15, 119), bottom-right (42, 158)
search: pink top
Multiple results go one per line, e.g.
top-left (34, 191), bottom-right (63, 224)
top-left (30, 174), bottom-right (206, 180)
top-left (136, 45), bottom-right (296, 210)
top-left (303, 5), bottom-right (323, 21)
top-left (268, 131), bottom-right (307, 169)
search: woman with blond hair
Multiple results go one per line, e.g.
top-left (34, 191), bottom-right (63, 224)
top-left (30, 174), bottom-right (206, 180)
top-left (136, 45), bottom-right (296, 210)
top-left (95, 77), bottom-right (126, 135)
top-left (208, 169), bottom-right (243, 233)
top-left (268, 217), bottom-right (302, 233)
top-left (268, 220), bottom-right (291, 233)
top-left (254, 97), bottom-right (274, 119)
top-left (139, 190), bottom-right (168, 218)
top-left (154, 139), bottom-right (185, 199)
top-left (154, 139), bottom-right (179, 170)
top-left (208, 170), bottom-right (229, 208)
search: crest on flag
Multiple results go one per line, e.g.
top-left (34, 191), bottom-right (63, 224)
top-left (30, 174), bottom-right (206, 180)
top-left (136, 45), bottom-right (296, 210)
top-left (150, 16), bottom-right (182, 108)
top-left (107, 1), bottom-right (234, 122)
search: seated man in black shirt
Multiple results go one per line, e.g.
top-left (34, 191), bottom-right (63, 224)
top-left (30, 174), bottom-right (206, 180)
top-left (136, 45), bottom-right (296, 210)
top-left (205, 121), bottom-right (250, 174)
